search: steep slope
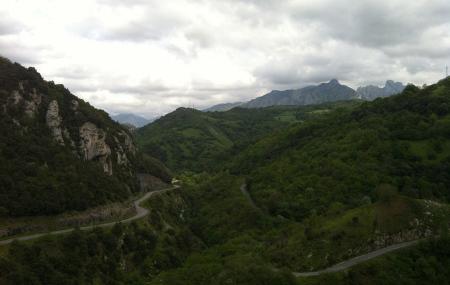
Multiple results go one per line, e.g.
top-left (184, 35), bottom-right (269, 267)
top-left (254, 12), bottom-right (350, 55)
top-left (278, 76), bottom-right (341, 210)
top-left (357, 80), bottom-right (405, 101)
top-left (149, 78), bottom-right (450, 280)
top-left (112, 113), bottom-right (153, 127)
top-left (241, 79), bottom-right (357, 108)
top-left (136, 102), bottom-right (358, 172)
top-left (231, 80), bottom-right (450, 220)
top-left (0, 57), bottom-right (169, 216)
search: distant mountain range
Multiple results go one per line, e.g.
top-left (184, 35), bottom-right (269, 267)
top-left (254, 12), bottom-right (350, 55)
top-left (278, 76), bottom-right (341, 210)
top-left (203, 102), bottom-right (244, 112)
top-left (112, 113), bottom-right (153, 128)
top-left (356, 80), bottom-right (405, 101)
top-left (204, 79), bottom-right (405, 111)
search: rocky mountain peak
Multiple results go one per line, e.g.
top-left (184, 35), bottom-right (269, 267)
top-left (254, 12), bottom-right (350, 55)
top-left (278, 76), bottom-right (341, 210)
top-left (328, 79), bottom-right (340, 86)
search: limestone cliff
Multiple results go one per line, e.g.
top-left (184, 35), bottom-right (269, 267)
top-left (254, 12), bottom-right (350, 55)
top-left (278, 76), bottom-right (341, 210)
top-left (79, 122), bottom-right (113, 175)
top-left (0, 56), bottom-right (171, 217)
top-left (46, 100), bottom-right (65, 145)
top-left (0, 57), bottom-right (138, 177)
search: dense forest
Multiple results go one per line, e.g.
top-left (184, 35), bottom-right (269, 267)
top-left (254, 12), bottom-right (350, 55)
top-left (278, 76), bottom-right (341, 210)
top-left (1, 57), bottom-right (450, 284)
top-left (228, 81), bottom-right (450, 221)
top-left (301, 236), bottom-right (450, 285)
top-left (136, 101), bottom-right (360, 172)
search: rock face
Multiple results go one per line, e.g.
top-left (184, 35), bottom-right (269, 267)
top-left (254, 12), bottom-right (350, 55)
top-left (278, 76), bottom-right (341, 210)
top-left (46, 100), bottom-right (65, 145)
top-left (241, 79), bottom-right (357, 108)
top-left (7, 83), bottom-right (42, 118)
top-left (2, 74), bottom-right (137, 177)
top-left (357, 80), bottom-right (405, 101)
top-left (0, 56), bottom-right (172, 217)
top-left (204, 79), bottom-right (405, 111)
top-left (24, 88), bottom-right (42, 118)
top-left (79, 122), bottom-right (113, 175)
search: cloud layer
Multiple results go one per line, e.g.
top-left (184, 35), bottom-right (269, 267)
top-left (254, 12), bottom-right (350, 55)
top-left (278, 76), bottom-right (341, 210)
top-left (1, 0), bottom-right (449, 117)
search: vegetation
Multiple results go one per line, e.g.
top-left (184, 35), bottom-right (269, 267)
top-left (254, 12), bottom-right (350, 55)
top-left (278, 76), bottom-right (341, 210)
top-left (136, 102), bottom-right (359, 172)
top-left (0, 57), bottom-right (170, 217)
top-left (2, 54), bottom-right (450, 284)
top-left (0, 190), bottom-right (199, 285)
top-left (300, 237), bottom-right (450, 285)
top-left (228, 81), bottom-right (450, 222)
top-left (141, 79), bottom-right (450, 283)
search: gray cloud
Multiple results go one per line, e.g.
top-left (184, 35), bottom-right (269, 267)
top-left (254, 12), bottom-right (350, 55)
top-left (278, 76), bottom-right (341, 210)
top-left (0, 12), bottom-right (24, 35)
top-left (289, 1), bottom-right (450, 51)
top-left (0, 0), bottom-right (449, 117)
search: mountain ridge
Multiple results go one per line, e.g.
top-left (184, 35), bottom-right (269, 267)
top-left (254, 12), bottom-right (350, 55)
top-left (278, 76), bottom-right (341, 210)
top-left (112, 113), bottom-right (153, 128)
top-left (0, 56), bottom-right (170, 216)
top-left (205, 79), bottom-right (406, 111)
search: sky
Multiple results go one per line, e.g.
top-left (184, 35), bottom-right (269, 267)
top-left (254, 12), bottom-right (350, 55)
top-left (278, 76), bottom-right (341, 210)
top-left (1, 0), bottom-right (449, 118)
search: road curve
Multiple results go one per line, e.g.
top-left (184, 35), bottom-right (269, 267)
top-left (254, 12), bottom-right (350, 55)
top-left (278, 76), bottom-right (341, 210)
top-left (0, 186), bottom-right (178, 245)
top-left (292, 239), bottom-right (420, 277)
top-left (239, 183), bottom-right (423, 277)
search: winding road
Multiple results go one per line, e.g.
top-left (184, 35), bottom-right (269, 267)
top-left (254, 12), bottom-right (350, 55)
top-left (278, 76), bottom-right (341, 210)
top-left (292, 239), bottom-right (421, 277)
top-left (1, 182), bottom-right (427, 277)
top-left (238, 185), bottom-right (424, 276)
top-left (0, 186), bottom-right (178, 245)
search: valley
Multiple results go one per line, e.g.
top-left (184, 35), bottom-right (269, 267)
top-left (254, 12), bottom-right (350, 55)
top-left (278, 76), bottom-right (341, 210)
top-left (0, 57), bottom-right (449, 285)
top-left (1, 1), bottom-right (449, 283)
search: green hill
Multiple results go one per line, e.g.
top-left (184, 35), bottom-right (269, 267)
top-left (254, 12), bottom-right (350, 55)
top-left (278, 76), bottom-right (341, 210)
top-left (146, 79), bottom-right (450, 282)
top-left (0, 57), bottom-right (170, 217)
top-left (136, 102), bottom-right (359, 172)
top-left (2, 65), bottom-right (450, 284)
top-left (229, 81), bottom-right (450, 221)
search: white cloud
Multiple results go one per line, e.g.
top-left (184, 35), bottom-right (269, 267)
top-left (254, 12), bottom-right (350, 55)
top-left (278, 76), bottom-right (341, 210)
top-left (0, 0), bottom-right (449, 117)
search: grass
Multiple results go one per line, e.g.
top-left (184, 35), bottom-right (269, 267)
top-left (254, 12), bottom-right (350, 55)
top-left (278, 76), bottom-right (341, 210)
top-left (275, 111), bottom-right (298, 123)
top-left (267, 194), bottom-right (450, 272)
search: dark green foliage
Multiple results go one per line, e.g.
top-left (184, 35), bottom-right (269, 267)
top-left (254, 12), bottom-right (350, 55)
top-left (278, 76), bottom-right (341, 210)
top-left (151, 252), bottom-right (297, 285)
top-left (0, 57), bottom-right (169, 216)
top-left (136, 102), bottom-right (359, 173)
top-left (228, 79), bottom-right (450, 221)
top-left (301, 237), bottom-right (450, 285)
top-left (0, 216), bottom-right (197, 285)
top-left (135, 153), bottom-right (173, 183)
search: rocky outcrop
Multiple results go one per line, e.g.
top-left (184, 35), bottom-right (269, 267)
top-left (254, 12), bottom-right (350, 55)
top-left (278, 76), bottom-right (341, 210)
top-left (241, 79), bottom-right (357, 108)
top-left (70, 99), bottom-right (79, 111)
top-left (79, 122), bottom-right (113, 175)
top-left (46, 100), bottom-right (65, 145)
top-left (24, 88), bottom-right (42, 118)
top-left (357, 80), bottom-right (405, 101)
top-left (7, 82), bottom-right (43, 118)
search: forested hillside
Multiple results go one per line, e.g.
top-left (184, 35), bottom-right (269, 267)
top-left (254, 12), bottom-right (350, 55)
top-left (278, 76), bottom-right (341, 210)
top-left (229, 80), bottom-right (450, 221)
top-left (0, 57), bottom-right (170, 216)
top-left (144, 78), bottom-right (450, 283)
top-left (1, 59), bottom-right (449, 284)
top-left (136, 102), bottom-right (359, 172)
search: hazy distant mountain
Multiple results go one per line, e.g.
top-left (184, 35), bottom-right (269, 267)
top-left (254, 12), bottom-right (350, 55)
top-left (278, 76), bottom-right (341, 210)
top-left (203, 102), bottom-right (244, 112)
top-left (112, 113), bottom-right (152, 127)
top-left (357, 80), bottom-right (405, 101)
top-left (240, 79), bottom-right (357, 108)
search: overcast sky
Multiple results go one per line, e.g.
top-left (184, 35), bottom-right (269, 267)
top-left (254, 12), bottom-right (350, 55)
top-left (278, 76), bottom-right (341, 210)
top-left (1, 0), bottom-right (449, 117)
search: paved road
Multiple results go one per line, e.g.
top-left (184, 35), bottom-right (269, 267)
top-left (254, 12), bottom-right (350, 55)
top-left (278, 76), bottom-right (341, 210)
top-left (239, 183), bottom-right (422, 276)
top-left (292, 239), bottom-right (420, 277)
top-left (0, 186), bottom-right (178, 245)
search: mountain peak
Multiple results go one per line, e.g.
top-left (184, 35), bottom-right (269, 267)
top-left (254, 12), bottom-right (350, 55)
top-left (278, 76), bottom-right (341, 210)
top-left (329, 79), bottom-right (340, 85)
